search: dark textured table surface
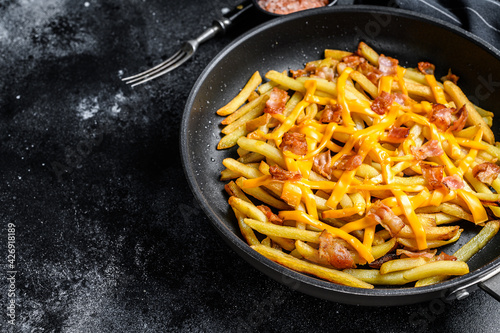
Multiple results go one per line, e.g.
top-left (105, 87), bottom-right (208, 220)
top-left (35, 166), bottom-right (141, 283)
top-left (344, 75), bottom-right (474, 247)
top-left (1, 0), bottom-right (500, 332)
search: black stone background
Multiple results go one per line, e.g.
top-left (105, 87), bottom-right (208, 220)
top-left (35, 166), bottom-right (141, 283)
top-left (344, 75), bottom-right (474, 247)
top-left (0, 0), bottom-right (499, 332)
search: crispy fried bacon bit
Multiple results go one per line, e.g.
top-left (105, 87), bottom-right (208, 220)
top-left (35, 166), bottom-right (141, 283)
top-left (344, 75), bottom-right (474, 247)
top-left (257, 205), bottom-right (283, 225)
top-left (420, 164), bottom-right (444, 190)
top-left (442, 174), bottom-right (464, 190)
top-left (473, 162), bottom-right (500, 185)
top-left (429, 103), bottom-right (454, 131)
top-left (441, 69), bottom-right (459, 84)
top-left (378, 55), bottom-right (398, 76)
top-left (342, 55), bottom-right (366, 68)
top-left (371, 91), bottom-right (395, 115)
top-left (396, 249), bottom-right (437, 259)
top-left (358, 61), bottom-right (383, 85)
top-left (368, 253), bottom-right (399, 269)
top-left (436, 252), bottom-right (457, 261)
top-left (387, 127), bottom-right (409, 141)
top-left (411, 140), bottom-right (444, 160)
top-left (313, 66), bottom-right (335, 81)
top-left (312, 151), bottom-right (332, 180)
top-left (318, 230), bottom-right (355, 269)
top-left (264, 87), bottom-right (289, 114)
top-left (280, 132), bottom-right (308, 155)
top-left (417, 61), bottom-right (435, 75)
top-left (393, 92), bottom-right (410, 106)
top-left (320, 104), bottom-right (343, 124)
top-left (449, 105), bottom-right (468, 132)
top-left (366, 201), bottom-right (405, 237)
top-left (334, 154), bottom-right (363, 171)
top-left (269, 165), bottom-right (302, 181)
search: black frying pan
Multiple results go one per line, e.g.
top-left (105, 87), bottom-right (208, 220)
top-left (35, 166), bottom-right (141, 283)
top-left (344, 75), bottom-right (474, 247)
top-left (181, 5), bottom-right (500, 306)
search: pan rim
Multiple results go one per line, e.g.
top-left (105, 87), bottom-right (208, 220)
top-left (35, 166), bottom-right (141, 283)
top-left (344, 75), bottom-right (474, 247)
top-left (180, 4), bottom-right (500, 303)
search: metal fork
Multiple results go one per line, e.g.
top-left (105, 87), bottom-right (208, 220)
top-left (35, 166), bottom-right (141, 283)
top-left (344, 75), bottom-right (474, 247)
top-left (122, 0), bottom-right (254, 87)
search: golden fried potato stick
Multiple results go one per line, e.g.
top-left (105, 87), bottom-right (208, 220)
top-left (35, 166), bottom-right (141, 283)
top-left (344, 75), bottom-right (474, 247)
top-left (217, 71), bottom-right (262, 116)
top-left (252, 245), bottom-right (374, 288)
top-left (443, 80), bottom-right (494, 144)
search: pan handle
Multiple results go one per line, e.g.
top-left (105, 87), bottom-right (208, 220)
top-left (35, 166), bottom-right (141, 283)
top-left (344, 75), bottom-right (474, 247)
top-left (446, 265), bottom-right (500, 302)
top-left (479, 269), bottom-right (500, 302)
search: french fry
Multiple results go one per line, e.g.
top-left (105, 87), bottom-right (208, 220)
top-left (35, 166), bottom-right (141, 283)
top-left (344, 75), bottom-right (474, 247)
top-left (217, 125), bottom-right (248, 150)
top-left (443, 80), bottom-right (494, 144)
top-left (237, 137), bottom-right (286, 169)
top-left (402, 261), bottom-right (469, 281)
top-left (252, 245), bottom-right (374, 288)
top-left (235, 177), bottom-right (289, 210)
top-left (233, 207), bottom-right (260, 246)
top-left (217, 71), bottom-right (262, 116)
top-left (244, 218), bottom-right (320, 243)
top-left (221, 98), bottom-right (266, 134)
top-left (343, 269), bottom-right (410, 285)
top-left (324, 49), bottom-right (352, 60)
top-left (380, 257), bottom-right (428, 275)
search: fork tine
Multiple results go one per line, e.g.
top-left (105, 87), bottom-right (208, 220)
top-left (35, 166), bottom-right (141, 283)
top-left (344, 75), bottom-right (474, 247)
top-left (122, 48), bottom-right (185, 83)
top-left (128, 51), bottom-right (193, 87)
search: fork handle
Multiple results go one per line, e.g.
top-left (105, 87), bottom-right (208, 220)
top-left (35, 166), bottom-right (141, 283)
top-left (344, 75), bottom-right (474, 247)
top-left (214, 0), bottom-right (255, 33)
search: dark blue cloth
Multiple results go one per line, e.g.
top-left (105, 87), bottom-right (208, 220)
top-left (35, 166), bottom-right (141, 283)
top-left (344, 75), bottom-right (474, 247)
top-left (362, 0), bottom-right (500, 51)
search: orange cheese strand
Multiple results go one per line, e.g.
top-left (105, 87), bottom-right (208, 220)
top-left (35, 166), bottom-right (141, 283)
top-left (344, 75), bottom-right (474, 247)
top-left (363, 224), bottom-right (376, 249)
top-left (240, 175), bottom-right (273, 188)
top-left (396, 66), bottom-right (408, 96)
top-left (392, 189), bottom-right (427, 250)
top-left (326, 170), bottom-right (356, 209)
top-left (378, 75), bottom-right (394, 94)
top-left (294, 122), bottom-right (337, 160)
top-left (322, 206), bottom-right (364, 219)
top-left (279, 210), bottom-right (375, 263)
top-left (298, 184), bottom-right (318, 219)
top-left (281, 181), bottom-right (302, 208)
top-left (340, 217), bottom-right (377, 234)
top-left (457, 189), bottom-right (488, 224)
top-left (336, 67), bottom-right (356, 128)
top-left (425, 74), bottom-right (447, 104)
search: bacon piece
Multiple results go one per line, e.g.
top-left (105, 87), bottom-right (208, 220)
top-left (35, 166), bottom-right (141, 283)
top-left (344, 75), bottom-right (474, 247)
top-left (473, 162), bottom-right (500, 185)
top-left (442, 174), bottom-right (464, 190)
top-left (411, 140), bottom-right (444, 160)
top-left (393, 92), bottom-right (410, 106)
top-left (280, 132), bottom-right (308, 155)
top-left (358, 61), bottom-right (382, 85)
top-left (313, 66), bottom-right (335, 81)
top-left (441, 69), bottom-right (459, 84)
top-left (312, 151), bottom-right (332, 179)
top-left (320, 104), bottom-right (343, 124)
top-left (435, 252), bottom-right (457, 261)
top-left (269, 165), bottom-right (302, 181)
top-left (371, 91), bottom-right (394, 115)
top-left (420, 164), bottom-right (444, 190)
top-left (366, 201), bottom-right (405, 237)
top-left (429, 103), bottom-right (454, 131)
top-left (264, 87), bottom-right (289, 115)
top-left (318, 230), bottom-right (355, 269)
top-left (257, 205), bottom-right (283, 225)
top-left (378, 55), bottom-right (398, 76)
top-left (449, 105), bottom-right (468, 132)
top-left (368, 253), bottom-right (399, 269)
top-left (387, 127), bottom-right (409, 141)
top-left (396, 249), bottom-right (437, 259)
top-left (342, 55), bottom-right (366, 68)
top-left (334, 154), bottom-right (363, 171)
top-left (418, 61), bottom-right (435, 75)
